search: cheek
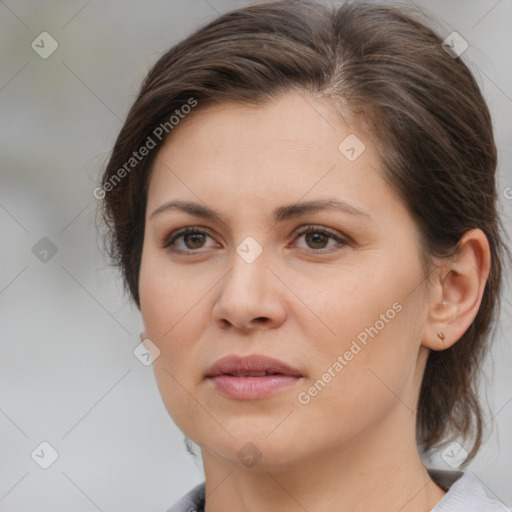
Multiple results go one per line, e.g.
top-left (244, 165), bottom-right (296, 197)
top-left (139, 251), bottom-right (218, 390)
top-left (139, 257), bottom-right (211, 432)
top-left (296, 268), bottom-right (422, 409)
top-left (291, 261), bottom-right (395, 352)
top-left (139, 250), bottom-right (206, 342)
top-left (317, 297), bottom-right (422, 414)
top-left (293, 307), bottom-right (420, 450)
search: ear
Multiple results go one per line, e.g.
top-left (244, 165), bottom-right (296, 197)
top-left (140, 328), bottom-right (148, 341)
top-left (422, 229), bottom-right (491, 351)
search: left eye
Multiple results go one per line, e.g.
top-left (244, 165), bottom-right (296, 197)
top-left (293, 226), bottom-right (348, 252)
top-left (162, 226), bottom-right (348, 254)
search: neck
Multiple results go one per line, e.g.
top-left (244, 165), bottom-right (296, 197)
top-left (201, 407), bottom-right (446, 512)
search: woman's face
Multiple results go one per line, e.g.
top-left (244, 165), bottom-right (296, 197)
top-left (139, 91), bottom-right (433, 469)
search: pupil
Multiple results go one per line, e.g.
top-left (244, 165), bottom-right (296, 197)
top-left (307, 232), bottom-right (327, 249)
top-left (185, 233), bottom-right (205, 248)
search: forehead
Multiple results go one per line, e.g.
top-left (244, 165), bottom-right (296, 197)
top-left (161, 93), bottom-right (346, 158)
top-left (147, 91), bottom-right (403, 225)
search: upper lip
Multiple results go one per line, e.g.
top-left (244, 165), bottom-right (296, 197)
top-left (206, 355), bottom-right (302, 378)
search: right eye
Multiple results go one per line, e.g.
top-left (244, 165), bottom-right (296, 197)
top-left (162, 227), bottom-right (218, 254)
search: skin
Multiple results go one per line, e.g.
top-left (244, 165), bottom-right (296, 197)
top-left (138, 90), bottom-right (491, 512)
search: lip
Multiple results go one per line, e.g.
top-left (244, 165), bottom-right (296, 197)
top-left (206, 354), bottom-right (303, 400)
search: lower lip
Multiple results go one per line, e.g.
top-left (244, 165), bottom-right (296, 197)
top-left (208, 375), bottom-right (301, 399)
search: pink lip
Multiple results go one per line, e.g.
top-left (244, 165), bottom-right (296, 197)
top-left (206, 354), bottom-right (303, 400)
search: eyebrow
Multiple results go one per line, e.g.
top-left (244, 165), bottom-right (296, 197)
top-left (150, 198), bottom-right (372, 223)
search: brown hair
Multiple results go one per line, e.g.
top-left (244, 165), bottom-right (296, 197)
top-left (98, 0), bottom-right (511, 464)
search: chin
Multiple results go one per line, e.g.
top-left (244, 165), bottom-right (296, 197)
top-left (198, 429), bottom-right (310, 472)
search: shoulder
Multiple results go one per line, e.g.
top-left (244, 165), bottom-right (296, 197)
top-left (429, 469), bottom-right (511, 512)
top-left (165, 482), bottom-right (205, 512)
top-left (165, 472), bottom-right (511, 512)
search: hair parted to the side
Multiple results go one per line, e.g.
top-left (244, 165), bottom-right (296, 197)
top-left (98, 0), bottom-right (511, 465)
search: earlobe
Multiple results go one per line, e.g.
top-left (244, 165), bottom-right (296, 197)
top-left (422, 229), bottom-right (491, 352)
top-left (425, 300), bottom-right (456, 351)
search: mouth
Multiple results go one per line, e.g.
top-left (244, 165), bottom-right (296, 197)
top-left (206, 354), bottom-right (303, 400)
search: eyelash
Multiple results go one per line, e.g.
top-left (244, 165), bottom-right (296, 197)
top-left (162, 225), bottom-right (349, 255)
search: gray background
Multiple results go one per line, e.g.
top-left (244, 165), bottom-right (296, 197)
top-left (1, 0), bottom-right (511, 510)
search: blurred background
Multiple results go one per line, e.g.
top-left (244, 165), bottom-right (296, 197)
top-left (1, 0), bottom-right (511, 510)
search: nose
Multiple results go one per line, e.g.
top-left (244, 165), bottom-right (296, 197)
top-left (212, 248), bottom-right (287, 333)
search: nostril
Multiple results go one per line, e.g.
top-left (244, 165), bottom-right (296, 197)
top-left (219, 317), bottom-right (270, 330)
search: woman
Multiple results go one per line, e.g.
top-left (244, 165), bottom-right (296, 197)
top-left (99, 0), bottom-right (511, 510)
